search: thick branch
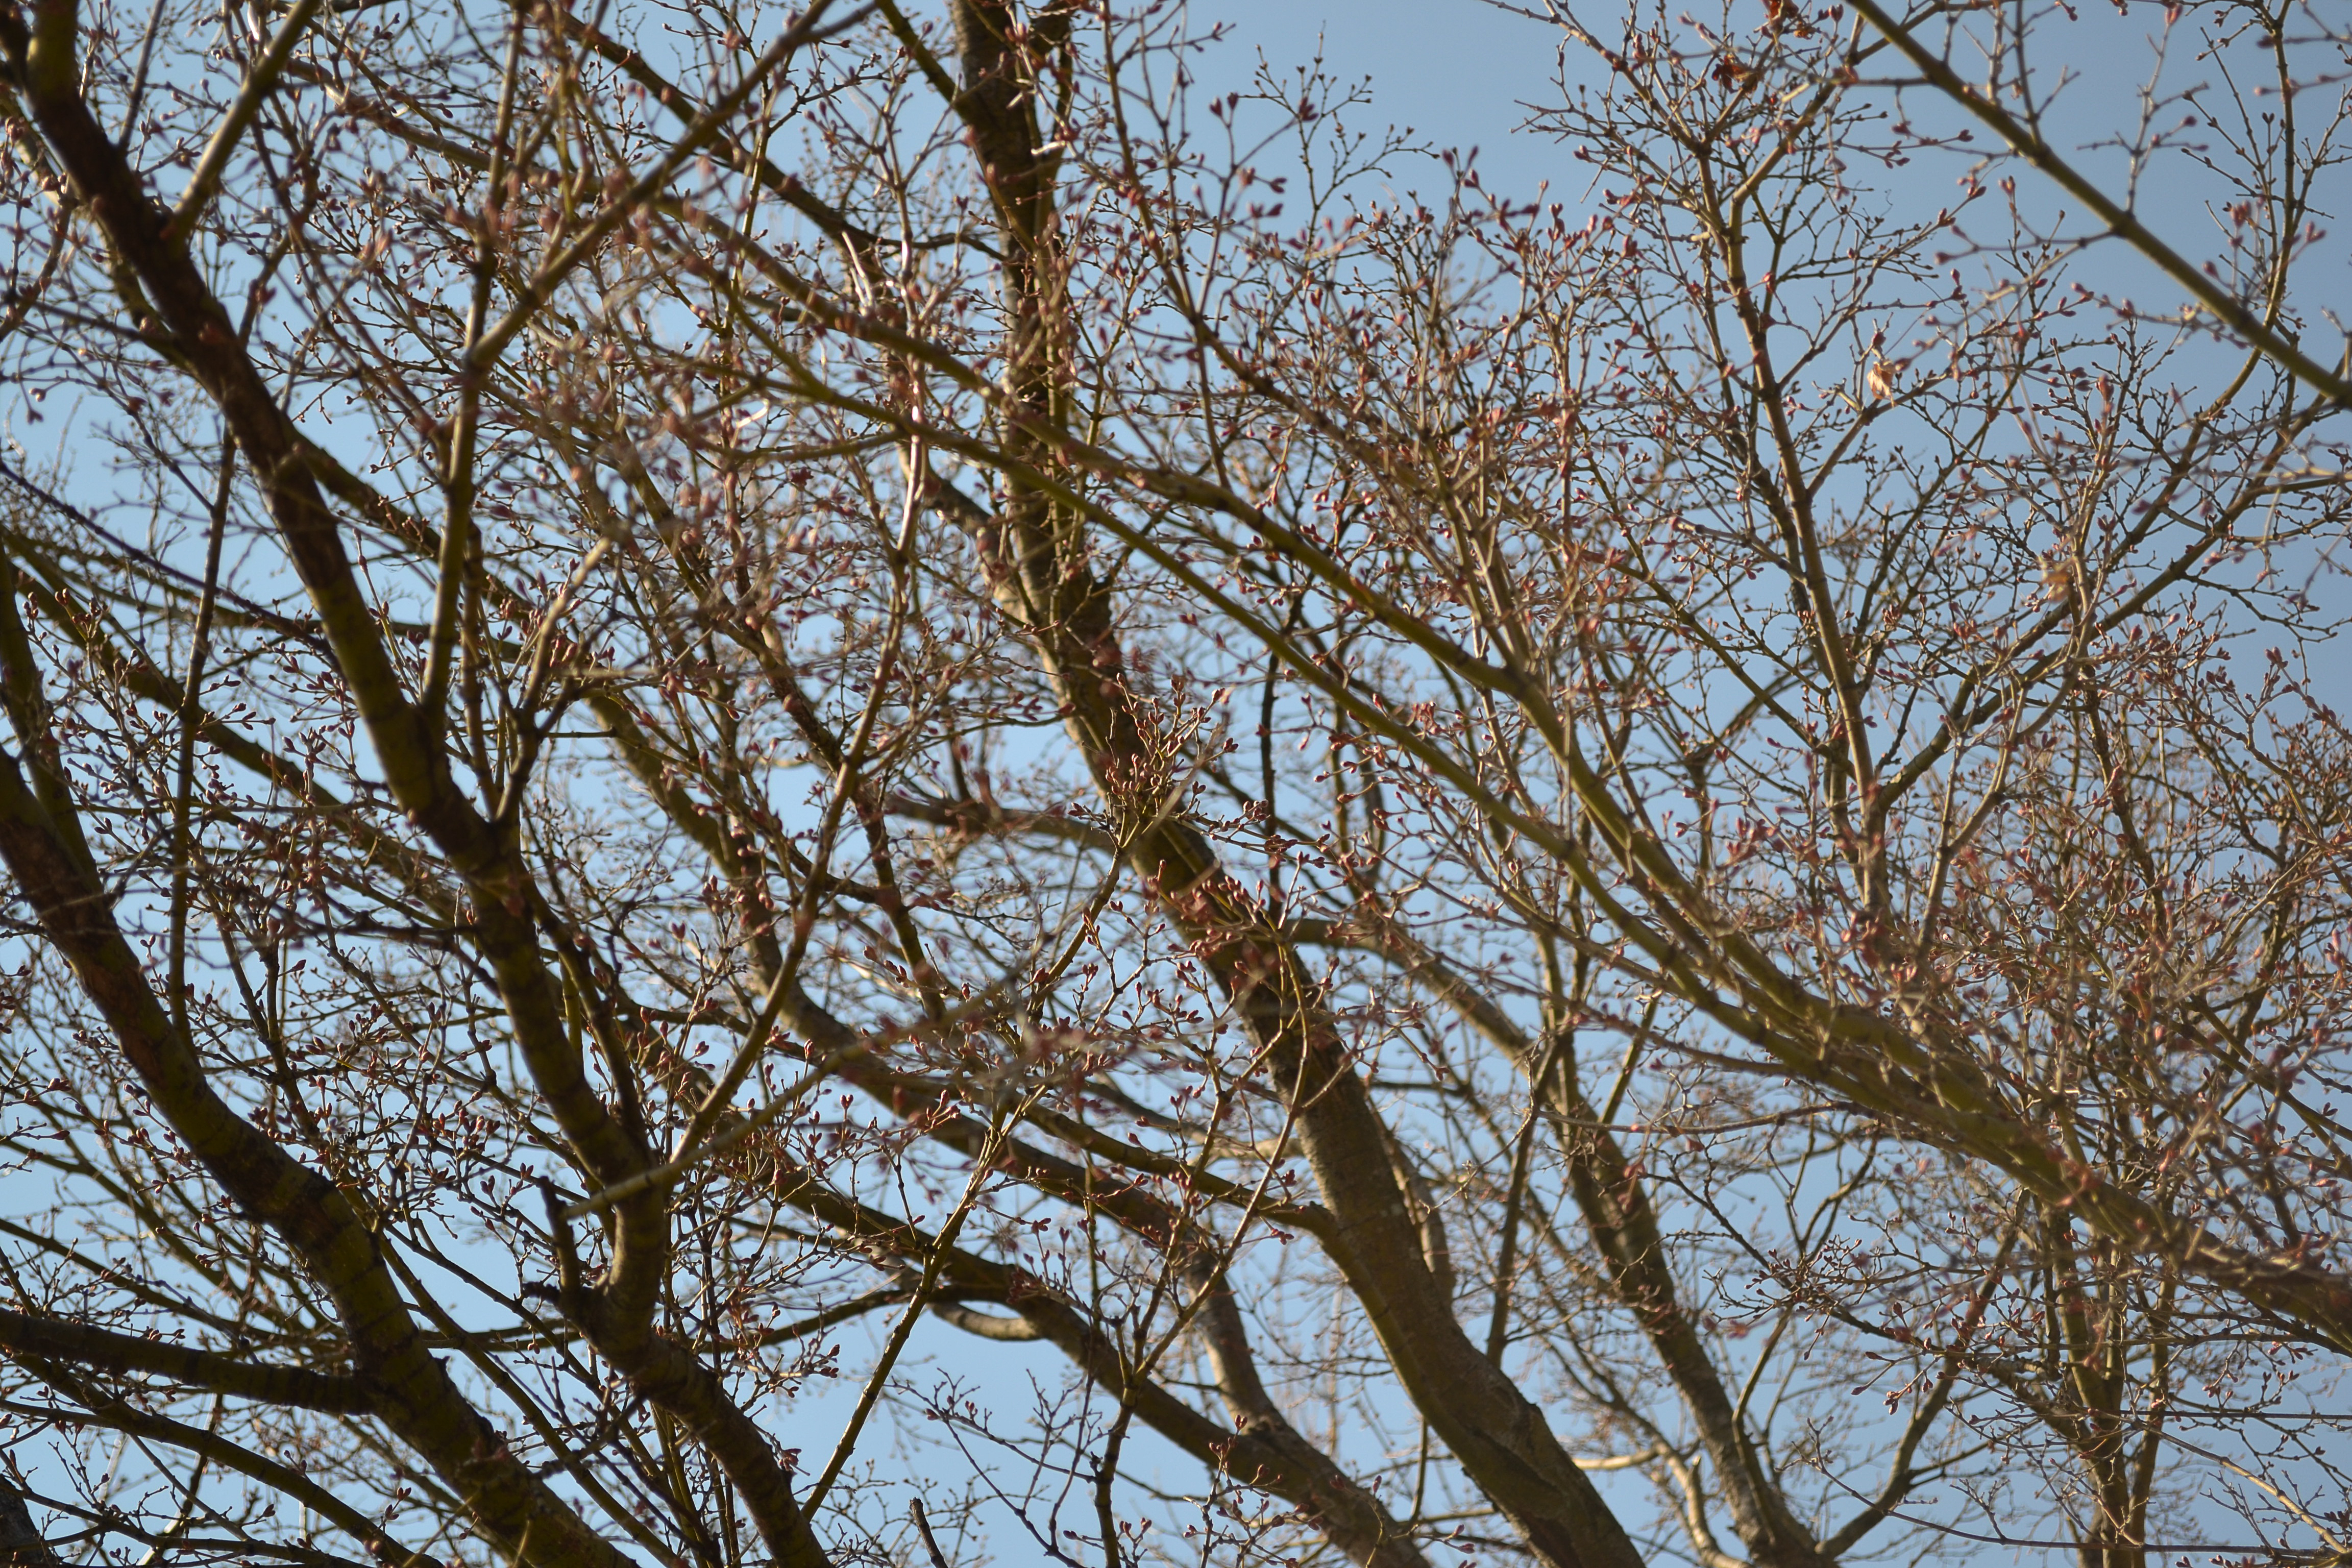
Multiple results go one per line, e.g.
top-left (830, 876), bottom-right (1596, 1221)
top-left (0, 1307), bottom-right (372, 1413)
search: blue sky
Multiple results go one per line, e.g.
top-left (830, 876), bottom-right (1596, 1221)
top-left (1186, 0), bottom-right (1569, 192)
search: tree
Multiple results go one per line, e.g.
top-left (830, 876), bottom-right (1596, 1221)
top-left (0, 0), bottom-right (2347, 1564)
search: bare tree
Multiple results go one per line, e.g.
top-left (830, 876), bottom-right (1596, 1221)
top-left (0, 1), bottom-right (2347, 1566)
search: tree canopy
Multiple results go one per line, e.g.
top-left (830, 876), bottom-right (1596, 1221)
top-left (1, 1), bottom-right (2348, 1566)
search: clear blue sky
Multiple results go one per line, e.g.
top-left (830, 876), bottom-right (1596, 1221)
top-left (1186, 0), bottom-right (1572, 196)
